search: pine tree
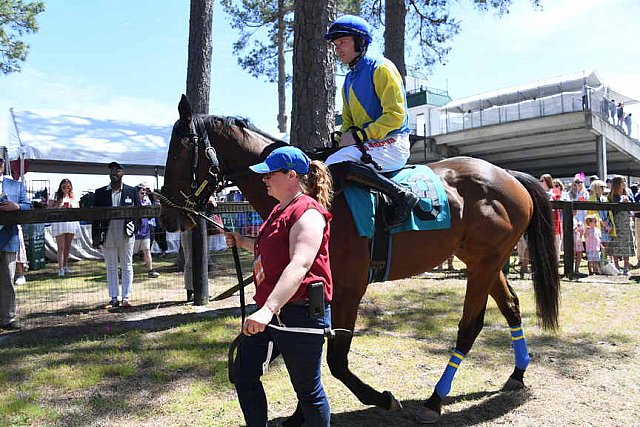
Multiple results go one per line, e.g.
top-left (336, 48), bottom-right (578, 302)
top-left (0, 0), bottom-right (45, 75)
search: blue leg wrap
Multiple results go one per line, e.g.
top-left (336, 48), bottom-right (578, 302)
top-left (434, 350), bottom-right (465, 399)
top-left (510, 324), bottom-right (530, 370)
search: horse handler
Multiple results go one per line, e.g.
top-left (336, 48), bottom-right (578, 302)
top-left (225, 146), bottom-right (334, 427)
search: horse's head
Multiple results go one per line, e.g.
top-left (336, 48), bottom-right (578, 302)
top-left (160, 95), bottom-right (218, 232)
top-left (160, 95), bottom-right (288, 231)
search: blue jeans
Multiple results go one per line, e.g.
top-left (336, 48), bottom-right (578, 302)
top-left (234, 303), bottom-right (331, 427)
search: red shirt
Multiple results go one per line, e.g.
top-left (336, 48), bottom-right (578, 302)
top-left (252, 194), bottom-right (333, 307)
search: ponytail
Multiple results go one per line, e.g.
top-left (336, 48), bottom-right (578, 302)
top-left (300, 160), bottom-right (333, 210)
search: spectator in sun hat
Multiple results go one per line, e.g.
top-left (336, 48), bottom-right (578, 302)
top-left (91, 161), bottom-right (140, 308)
top-left (568, 173), bottom-right (589, 274)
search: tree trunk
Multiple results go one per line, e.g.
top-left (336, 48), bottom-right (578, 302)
top-left (185, 0), bottom-right (213, 306)
top-left (276, 0), bottom-right (288, 133)
top-left (291, 0), bottom-right (336, 151)
top-left (384, 0), bottom-right (406, 83)
top-left (186, 0), bottom-right (214, 115)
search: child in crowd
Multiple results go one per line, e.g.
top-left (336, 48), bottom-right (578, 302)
top-left (573, 216), bottom-right (585, 274)
top-left (584, 215), bottom-right (602, 275)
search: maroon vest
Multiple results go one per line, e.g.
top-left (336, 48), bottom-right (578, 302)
top-left (253, 194), bottom-right (333, 306)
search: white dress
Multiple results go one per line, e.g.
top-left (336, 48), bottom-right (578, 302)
top-left (51, 196), bottom-right (80, 236)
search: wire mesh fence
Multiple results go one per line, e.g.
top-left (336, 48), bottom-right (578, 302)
top-left (10, 202), bottom-right (260, 330)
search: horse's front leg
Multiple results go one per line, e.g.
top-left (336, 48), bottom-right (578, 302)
top-left (326, 291), bottom-right (403, 411)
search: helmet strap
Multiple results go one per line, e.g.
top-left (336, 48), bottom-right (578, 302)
top-left (349, 36), bottom-right (368, 69)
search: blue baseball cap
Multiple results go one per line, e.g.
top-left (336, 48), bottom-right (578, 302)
top-left (250, 146), bottom-right (310, 175)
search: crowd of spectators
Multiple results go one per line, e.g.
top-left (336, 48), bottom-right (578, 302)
top-left (531, 171), bottom-right (638, 276)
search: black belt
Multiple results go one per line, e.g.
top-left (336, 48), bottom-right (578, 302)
top-left (287, 299), bottom-right (309, 306)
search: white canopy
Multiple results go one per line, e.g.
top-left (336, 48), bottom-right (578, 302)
top-left (443, 70), bottom-right (637, 113)
top-left (6, 109), bottom-right (173, 176)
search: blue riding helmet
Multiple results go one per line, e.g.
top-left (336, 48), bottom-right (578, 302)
top-left (324, 15), bottom-right (372, 45)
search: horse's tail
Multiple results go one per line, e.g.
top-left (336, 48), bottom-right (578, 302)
top-left (509, 170), bottom-right (560, 332)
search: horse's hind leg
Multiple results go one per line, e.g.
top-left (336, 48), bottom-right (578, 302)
top-left (416, 269), bottom-right (493, 423)
top-left (489, 271), bottom-right (531, 389)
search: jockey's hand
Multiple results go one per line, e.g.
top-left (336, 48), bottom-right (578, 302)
top-left (339, 131), bottom-right (357, 147)
top-left (242, 306), bottom-right (274, 336)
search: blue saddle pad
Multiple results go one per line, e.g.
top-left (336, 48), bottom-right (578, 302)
top-left (344, 165), bottom-right (451, 238)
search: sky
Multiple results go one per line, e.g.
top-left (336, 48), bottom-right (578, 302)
top-left (1, 0), bottom-right (640, 193)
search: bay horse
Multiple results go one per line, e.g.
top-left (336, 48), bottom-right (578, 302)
top-left (160, 95), bottom-right (560, 423)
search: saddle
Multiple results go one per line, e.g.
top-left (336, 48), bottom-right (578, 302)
top-left (343, 165), bottom-right (451, 283)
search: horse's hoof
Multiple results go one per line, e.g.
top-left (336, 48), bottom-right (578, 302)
top-left (415, 405), bottom-right (441, 424)
top-left (383, 390), bottom-right (403, 411)
top-left (503, 376), bottom-right (525, 390)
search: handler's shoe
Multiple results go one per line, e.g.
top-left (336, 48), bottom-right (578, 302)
top-left (148, 270), bottom-right (160, 278)
top-left (104, 298), bottom-right (120, 309)
top-left (15, 275), bottom-right (26, 286)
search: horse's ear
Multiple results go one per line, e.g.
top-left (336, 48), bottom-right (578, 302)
top-left (178, 94), bottom-right (193, 120)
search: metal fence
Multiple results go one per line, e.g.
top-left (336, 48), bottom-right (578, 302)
top-left (0, 202), bottom-right (260, 330)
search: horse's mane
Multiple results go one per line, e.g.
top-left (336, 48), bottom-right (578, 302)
top-left (203, 114), bottom-right (285, 144)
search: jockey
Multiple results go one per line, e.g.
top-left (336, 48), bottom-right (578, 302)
top-left (324, 14), bottom-right (419, 229)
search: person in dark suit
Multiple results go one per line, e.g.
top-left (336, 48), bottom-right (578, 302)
top-left (92, 162), bottom-right (139, 308)
top-left (0, 158), bottom-right (31, 330)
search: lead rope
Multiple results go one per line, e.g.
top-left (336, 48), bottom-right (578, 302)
top-left (151, 190), bottom-right (248, 324)
top-left (153, 192), bottom-right (353, 384)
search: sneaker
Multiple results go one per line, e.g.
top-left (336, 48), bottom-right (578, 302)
top-left (64, 266), bottom-right (71, 274)
top-left (58, 269), bottom-right (65, 278)
top-left (147, 270), bottom-right (160, 278)
top-left (186, 290), bottom-right (194, 302)
top-left (122, 299), bottom-right (132, 308)
top-left (15, 276), bottom-right (26, 286)
top-left (104, 299), bottom-right (120, 309)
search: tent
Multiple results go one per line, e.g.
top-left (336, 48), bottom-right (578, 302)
top-left (5, 109), bottom-right (173, 177)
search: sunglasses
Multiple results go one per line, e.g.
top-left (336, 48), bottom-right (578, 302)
top-left (263, 170), bottom-right (289, 179)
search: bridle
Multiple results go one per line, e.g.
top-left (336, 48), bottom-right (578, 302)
top-left (156, 114), bottom-right (230, 228)
top-left (157, 113), bottom-right (249, 329)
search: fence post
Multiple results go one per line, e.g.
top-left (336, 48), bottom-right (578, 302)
top-left (562, 202), bottom-right (574, 278)
top-left (192, 217), bottom-right (209, 305)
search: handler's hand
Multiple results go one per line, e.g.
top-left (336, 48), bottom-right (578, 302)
top-left (242, 307), bottom-right (274, 336)
top-left (339, 131), bottom-right (357, 147)
top-left (224, 231), bottom-right (241, 248)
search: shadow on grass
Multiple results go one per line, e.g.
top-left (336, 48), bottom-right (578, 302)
top-left (272, 389), bottom-right (527, 427)
top-left (352, 282), bottom-right (632, 389)
top-left (8, 304), bottom-right (248, 345)
top-left (0, 306), bottom-right (247, 427)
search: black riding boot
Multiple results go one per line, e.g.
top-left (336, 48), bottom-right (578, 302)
top-left (331, 162), bottom-right (420, 229)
